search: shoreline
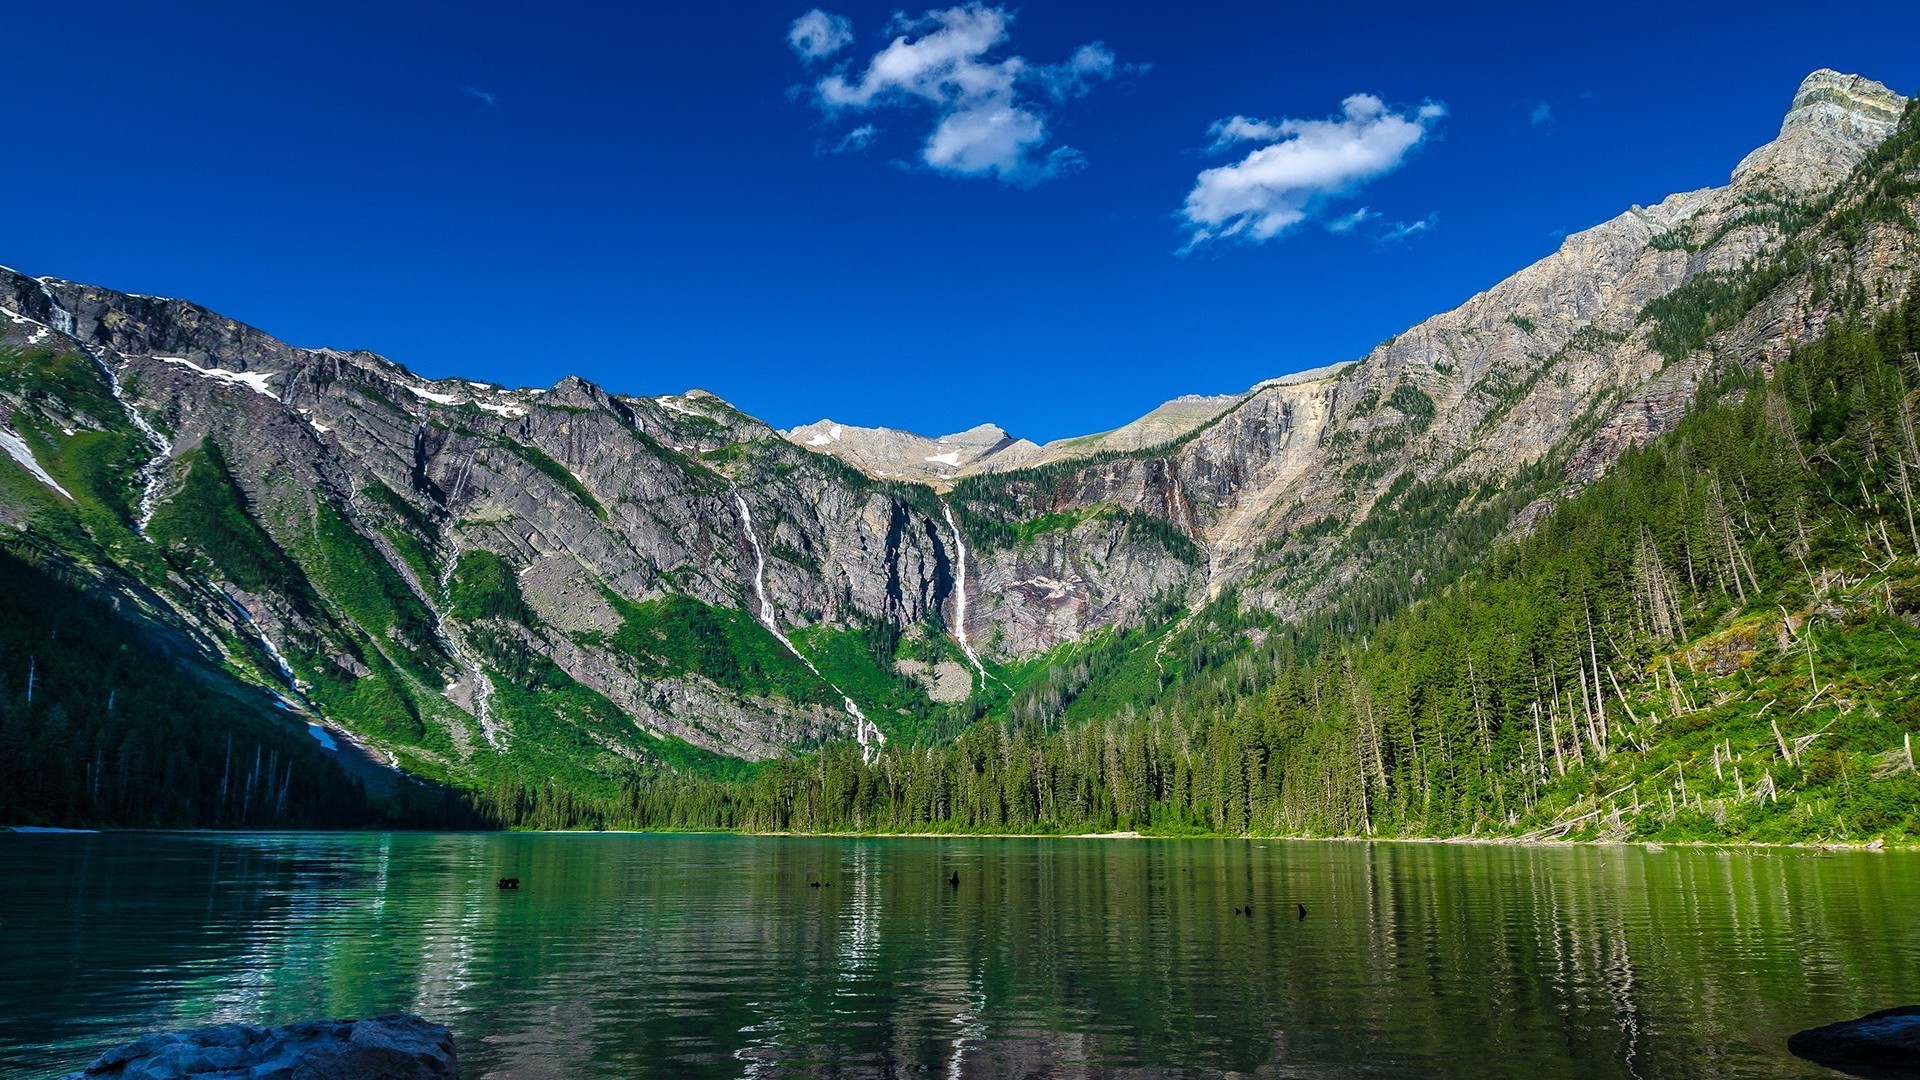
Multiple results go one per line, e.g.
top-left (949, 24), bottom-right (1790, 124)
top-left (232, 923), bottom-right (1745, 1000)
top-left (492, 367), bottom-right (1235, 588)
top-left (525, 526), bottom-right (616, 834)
top-left (8, 824), bottom-right (1910, 852)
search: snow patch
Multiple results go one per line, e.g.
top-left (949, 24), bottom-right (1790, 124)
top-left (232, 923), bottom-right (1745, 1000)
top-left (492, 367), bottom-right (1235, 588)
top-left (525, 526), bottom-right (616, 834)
top-left (2, 306), bottom-right (57, 346)
top-left (157, 356), bottom-right (280, 400)
top-left (475, 401), bottom-right (526, 418)
top-left (0, 427), bottom-right (74, 499)
top-left (924, 452), bottom-right (962, 467)
top-left (806, 432), bottom-right (833, 446)
top-left (403, 384), bottom-right (463, 407)
top-left (1013, 574), bottom-right (1086, 601)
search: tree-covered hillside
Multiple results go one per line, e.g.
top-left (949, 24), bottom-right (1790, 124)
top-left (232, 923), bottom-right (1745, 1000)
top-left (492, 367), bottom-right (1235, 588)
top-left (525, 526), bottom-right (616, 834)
top-left (492, 277), bottom-right (1920, 843)
top-left (0, 543), bottom-right (479, 828)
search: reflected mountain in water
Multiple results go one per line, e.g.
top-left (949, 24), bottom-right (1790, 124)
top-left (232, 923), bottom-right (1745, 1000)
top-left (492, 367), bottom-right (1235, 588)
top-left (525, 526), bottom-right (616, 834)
top-left (6, 833), bottom-right (1917, 1077)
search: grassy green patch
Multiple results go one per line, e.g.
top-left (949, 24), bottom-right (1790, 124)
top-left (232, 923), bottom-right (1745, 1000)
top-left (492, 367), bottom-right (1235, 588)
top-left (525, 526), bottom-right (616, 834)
top-left (148, 444), bottom-right (317, 608)
top-left (607, 591), bottom-right (834, 706)
top-left (448, 549), bottom-right (532, 624)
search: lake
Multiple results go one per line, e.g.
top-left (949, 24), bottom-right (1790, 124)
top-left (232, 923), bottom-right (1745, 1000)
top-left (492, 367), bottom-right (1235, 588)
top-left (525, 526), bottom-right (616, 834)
top-left (4, 832), bottom-right (1915, 1077)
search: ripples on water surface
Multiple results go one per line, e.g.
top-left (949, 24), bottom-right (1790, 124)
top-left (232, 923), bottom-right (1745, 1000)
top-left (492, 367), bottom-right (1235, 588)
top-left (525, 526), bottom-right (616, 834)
top-left (4, 833), bottom-right (1917, 1077)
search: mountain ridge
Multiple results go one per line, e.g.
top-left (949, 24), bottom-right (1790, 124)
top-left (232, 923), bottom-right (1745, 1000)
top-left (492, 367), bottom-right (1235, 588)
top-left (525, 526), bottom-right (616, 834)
top-left (0, 69), bottom-right (1912, 817)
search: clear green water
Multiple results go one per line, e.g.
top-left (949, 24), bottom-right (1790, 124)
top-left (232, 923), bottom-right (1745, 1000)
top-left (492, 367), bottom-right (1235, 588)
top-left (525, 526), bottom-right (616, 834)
top-left (4, 832), bottom-right (1915, 1078)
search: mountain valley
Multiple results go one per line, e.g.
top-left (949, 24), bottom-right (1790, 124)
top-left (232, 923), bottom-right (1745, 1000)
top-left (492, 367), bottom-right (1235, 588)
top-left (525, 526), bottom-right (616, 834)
top-left (2, 69), bottom-right (1918, 842)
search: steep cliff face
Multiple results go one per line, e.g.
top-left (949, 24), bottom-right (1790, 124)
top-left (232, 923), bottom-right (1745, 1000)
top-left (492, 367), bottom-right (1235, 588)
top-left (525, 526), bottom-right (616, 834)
top-left (0, 69), bottom-right (1912, 780)
top-left (944, 69), bottom-right (1915, 625)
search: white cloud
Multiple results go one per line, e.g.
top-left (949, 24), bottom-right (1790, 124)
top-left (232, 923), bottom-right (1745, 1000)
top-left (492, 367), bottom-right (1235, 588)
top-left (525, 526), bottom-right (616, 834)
top-left (1380, 213), bottom-right (1438, 242)
top-left (831, 123), bottom-right (878, 153)
top-left (1530, 100), bottom-right (1553, 126)
top-left (1039, 44), bottom-right (1117, 101)
top-left (789, 9), bottom-right (853, 61)
top-left (796, 5), bottom-right (1123, 184)
top-left (1206, 115), bottom-right (1286, 150)
top-left (461, 86), bottom-right (497, 106)
top-left (1325, 206), bottom-right (1378, 233)
top-left (1180, 93), bottom-right (1445, 248)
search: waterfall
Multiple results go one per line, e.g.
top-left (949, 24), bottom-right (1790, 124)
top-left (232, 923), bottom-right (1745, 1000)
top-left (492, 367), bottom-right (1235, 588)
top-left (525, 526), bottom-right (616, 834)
top-left (31, 280), bottom-right (172, 533)
top-left (218, 590), bottom-right (303, 702)
top-left (732, 489), bottom-right (885, 763)
top-left (437, 552), bottom-right (503, 749)
top-left (109, 359), bottom-right (174, 534)
top-left (939, 500), bottom-right (990, 686)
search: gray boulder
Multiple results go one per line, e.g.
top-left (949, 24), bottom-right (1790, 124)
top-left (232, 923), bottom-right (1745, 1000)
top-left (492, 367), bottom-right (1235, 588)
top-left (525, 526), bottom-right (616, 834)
top-left (60, 1014), bottom-right (456, 1080)
top-left (1788, 1005), bottom-right (1920, 1079)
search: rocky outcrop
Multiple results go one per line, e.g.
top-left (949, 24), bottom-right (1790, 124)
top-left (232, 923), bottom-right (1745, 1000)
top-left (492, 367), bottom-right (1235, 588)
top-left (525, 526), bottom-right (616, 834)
top-left (1788, 1005), bottom-right (1920, 1078)
top-left (783, 387), bottom-right (1254, 489)
top-left (60, 1014), bottom-right (456, 1080)
top-left (1, 68), bottom-right (1912, 771)
top-left (783, 420), bottom-right (1046, 485)
top-left (946, 69), bottom-right (1916, 622)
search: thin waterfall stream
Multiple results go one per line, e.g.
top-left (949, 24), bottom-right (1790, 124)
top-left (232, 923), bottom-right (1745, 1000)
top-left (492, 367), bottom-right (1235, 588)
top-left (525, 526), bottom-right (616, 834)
top-left (731, 490), bottom-right (885, 763)
top-left (939, 500), bottom-right (991, 687)
top-left (31, 281), bottom-right (172, 533)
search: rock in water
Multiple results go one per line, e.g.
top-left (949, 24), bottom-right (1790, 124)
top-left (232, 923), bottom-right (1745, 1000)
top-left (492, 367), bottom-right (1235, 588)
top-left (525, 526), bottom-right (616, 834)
top-left (1788, 1005), bottom-right (1920, 1078)
top-left (60, 1014), bottom-right (456, 1079)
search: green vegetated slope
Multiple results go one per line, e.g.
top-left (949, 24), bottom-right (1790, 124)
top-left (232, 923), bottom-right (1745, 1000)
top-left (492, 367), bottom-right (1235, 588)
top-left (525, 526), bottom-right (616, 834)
top-left (0, 543), bottom-right (454, 828)
top-left (6, 94), bottom-right (1918, 840)
top-left (478, 87), bottom-right (1920, 839)
top-left (523, 279), bottom-right (1920, 841)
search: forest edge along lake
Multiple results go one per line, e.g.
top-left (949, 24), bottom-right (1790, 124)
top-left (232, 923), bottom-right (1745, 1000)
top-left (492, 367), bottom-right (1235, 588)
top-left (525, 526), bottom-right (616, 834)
top-left (6, 831), bottom-right (1917, 1077)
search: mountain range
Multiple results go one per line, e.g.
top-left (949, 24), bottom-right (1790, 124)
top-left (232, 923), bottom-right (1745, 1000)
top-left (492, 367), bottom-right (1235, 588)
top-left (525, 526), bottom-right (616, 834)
top-left (1, 69), bottom-right (1914, 829)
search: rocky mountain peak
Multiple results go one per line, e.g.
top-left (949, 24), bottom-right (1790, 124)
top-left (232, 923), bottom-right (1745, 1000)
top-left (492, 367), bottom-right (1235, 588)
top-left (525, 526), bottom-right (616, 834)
top-left (1733, 69), bottom-right (1907, 189)
top-left (936, 423), bottom-right (1013, 447)
top-left (1789, 69), bottom-right (1906, 122)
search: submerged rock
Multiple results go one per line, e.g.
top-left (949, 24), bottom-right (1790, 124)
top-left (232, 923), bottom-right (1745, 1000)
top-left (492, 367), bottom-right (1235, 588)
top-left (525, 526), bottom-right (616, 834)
top-left (60, 1013), bottom-right (456, 1080)
top-left (1788, 1005), bottom-right (1920, 1078)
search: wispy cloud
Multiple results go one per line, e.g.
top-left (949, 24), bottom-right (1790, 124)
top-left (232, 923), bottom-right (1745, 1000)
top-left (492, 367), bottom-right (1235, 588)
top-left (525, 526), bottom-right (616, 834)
top-left (1325, 206), bottom-right (1378, 234)
top-left (792, 5), bottom-right (1129, 184)
top-left (830, 123), bottom-right (878, 154)
top-left (1379, 213), bottom-right (1438, 242)
top-left (461, 86), bottom-right (497, 107)
top-left (1179, 93), bottom-right (1445, 249)
top-left (789, 8), bottom-right (853, 61)
top-left (1529, 100), bottom-right (1553, 127)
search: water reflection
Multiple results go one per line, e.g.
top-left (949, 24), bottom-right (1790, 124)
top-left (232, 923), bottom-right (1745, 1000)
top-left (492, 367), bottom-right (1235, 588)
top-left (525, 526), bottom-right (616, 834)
top-left (5, 834), bottom-right (1918, 1077)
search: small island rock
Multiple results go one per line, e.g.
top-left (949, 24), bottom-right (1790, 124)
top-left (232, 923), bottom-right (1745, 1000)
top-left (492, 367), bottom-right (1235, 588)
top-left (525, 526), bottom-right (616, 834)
top-left (1788, 1005), bottom-right (1920, 1078)
top-left (60, 1013), bottom-right (456, 1080)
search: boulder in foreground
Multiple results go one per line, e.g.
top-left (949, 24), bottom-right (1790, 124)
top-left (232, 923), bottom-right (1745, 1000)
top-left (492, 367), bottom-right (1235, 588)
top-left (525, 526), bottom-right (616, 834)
top-left (1788, 1005), bottom-right (1920, 1079)
top-left (60, 1013), bottom-right (456, 1080)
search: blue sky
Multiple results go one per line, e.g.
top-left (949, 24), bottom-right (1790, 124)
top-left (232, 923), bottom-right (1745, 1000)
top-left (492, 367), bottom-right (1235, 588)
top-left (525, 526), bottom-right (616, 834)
top-left (5, 2), bottom-right (1917, 442)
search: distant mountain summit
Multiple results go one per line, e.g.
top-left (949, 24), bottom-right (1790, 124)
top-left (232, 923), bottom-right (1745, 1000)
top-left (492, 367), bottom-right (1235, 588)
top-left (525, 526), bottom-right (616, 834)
top-left (0, 69), bottom-right (1912, 800)
top-left (782, 386), bottom-right (1261, 488)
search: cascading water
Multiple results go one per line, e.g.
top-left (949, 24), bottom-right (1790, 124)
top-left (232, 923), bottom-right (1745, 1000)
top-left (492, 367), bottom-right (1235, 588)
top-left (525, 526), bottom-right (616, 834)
top-left (31, 280), bottom-right (171, 533)
top-left (109, 359), bottom-right (174, 534)
top-left (217, 590), bottom-right (303, 702)
top-left (939, 500), bottom-right (991, 687)
top-left (732, 489), bottom-right (885, 764)
top-left (437, 552), bottom-right (503, 749)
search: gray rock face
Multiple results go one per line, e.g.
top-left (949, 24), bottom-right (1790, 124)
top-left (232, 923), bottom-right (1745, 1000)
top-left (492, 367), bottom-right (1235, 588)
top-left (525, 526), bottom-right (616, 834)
top-left (783, 389), bottom-right (1250, 488)
top-left (945, 69), bottom-right (1917, 623)
top-left (0, 68), bottom-right (1912, 768)
top-left (60, 1014), bottom-right (456, 1080)
top-left (784, 419), bottom-right (1046, 485)
top-left (1788, 1005), bottom-right (1920, 1078)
